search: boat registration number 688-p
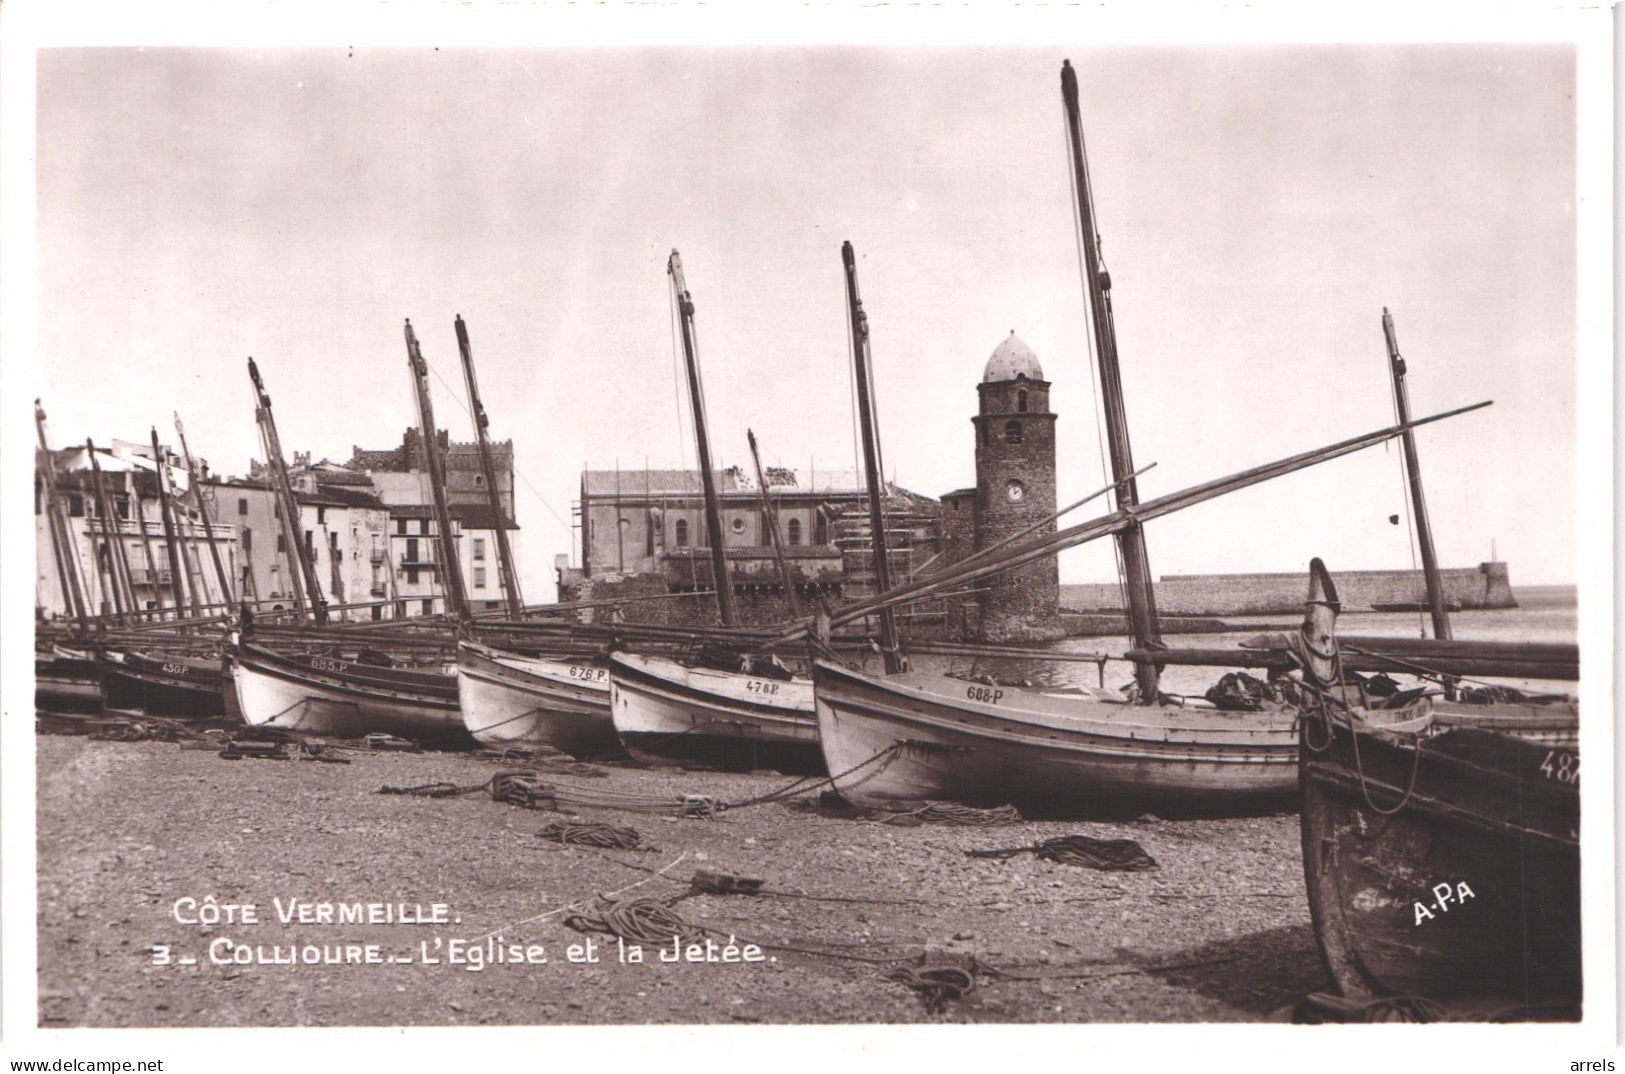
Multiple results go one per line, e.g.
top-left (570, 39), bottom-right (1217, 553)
top-left (966, 686), bottom-right (1004, 704)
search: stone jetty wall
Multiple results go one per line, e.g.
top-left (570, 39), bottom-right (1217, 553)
top-left (1060, 562), bottom-right (1515, 616)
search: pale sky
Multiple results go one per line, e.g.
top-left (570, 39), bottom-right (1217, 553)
top-left (23, 29), bottom-right (1591, 601)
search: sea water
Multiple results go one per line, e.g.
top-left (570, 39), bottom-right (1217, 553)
top-left (907, 585), bottom-right (1579, 699)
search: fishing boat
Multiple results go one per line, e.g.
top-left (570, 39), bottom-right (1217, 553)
top-left (457, 639), bottom-right (620, 756)
top-left (603, 251), bottom-right (825, 774)
top-left (233, 639), bottom-right (467, 743)
top-left (1297, 570), bottom-right (1580, 1019)
top-left (35, 645), bottom-right (104, 713)
top-left (814, 660), bottom-right (1305, 814)
top-left (99, 647), bottom-right (228, 718)
top-left (609, 651), bottom-right (820, 773)
top-left (808, 63), bottom-right (1492, 817)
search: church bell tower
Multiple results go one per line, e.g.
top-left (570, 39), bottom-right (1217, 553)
top-left (972, 332), bottom-right (1064, 642)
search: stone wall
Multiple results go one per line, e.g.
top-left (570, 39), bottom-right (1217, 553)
top-left (557, 570), bottom-right (816, 629)
top-left (1059, 562), bottom-right (1516, 616)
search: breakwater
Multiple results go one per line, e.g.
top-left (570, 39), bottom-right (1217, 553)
top-left (1060, 562), bottom-right (1515, 617)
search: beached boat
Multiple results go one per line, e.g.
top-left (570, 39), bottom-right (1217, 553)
top-left (1299, 689), bottom-right (1580, 1017)
top-left (233, 640), bottom-right (467, 744)
top-left (594, 252), bottom-right (823, 774)
top-left (809, 66), bottom-right (1418, 817)
top-left (100, 647), bottom-right (228, 718)
top-left (814, 660), bottom-right (1305, 814)
top-left (609, 651), bottom-right (820, 773)
top-left (35, 647), bottom-right (104, 713)
top-left (457, 640), bottom-right (620, 756)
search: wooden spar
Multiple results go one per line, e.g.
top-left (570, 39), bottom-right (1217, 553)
top-left (149, 429), bottom-right (198, 620)
top-left (842, 241), bottom-right (905, 674)
top-left (666, 250), bottom-right (736, 626)
top-left (84, 440), bottom-right (135, 624)
top-left (932, 463), bottom-right (1155, 582)
top-left (453, 315), bottom-right (525, 618)
top-left (174, 413), bottom-right (237, 618)
top-left (403, 319), bottom-right (471, 625)
top-left (127, 485), bottom-right (169, 620)
top-left (34, 402), bottom-right (90, 631)
top-left (1125, 640), bottom-right (1577, 682)
top-left (764, 400), bottom-right (1492, 647)
top-left (1061, 58), bottom-right (1163, 698)
top-left (747, 429), bottom-right (804, 619)
top-left (1383, 308), bottom-right (1454, 643)
top-left (248, 358), bottom-right (323, 623)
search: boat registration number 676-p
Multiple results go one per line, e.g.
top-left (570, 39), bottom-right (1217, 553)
top-left (965, 686), bottom-right (1004, 704)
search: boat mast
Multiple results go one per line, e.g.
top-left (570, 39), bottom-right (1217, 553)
top-left (841, 240), bottom-right (904, 674)
top-left (1382, 308), bottom-right (1453, 642)
top-left (404, 319), bottom-right (470, 626)
top-left (127, 475), bottom-right (169, 621)
top-left (747, 428), bottom-right (804, 620)
top-left (175, 413), bottom-right (237, 619)
top-left (247, 357), bottom-right (323, 624)
top-left (1060, 58), bottom-right (1163, 699)
top-left (85, 440), bottom-right (136, 624)
top-left (453, 315), bottom-right (525, 618)
top-left (34, 402), bottom-right (90, 631)
top-left (150, 429), bottom-right (199, 620)
top-left (667, 250), bottom-right (736, 627)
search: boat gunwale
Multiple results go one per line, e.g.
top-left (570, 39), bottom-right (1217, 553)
top-left (236, 644), bottom-right (458, 709)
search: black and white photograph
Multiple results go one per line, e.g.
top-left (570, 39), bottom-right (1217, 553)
top-left (4, 2), bottom-right (1614, 1069)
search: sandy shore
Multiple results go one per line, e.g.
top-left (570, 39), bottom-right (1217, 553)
top-left (36, 732), bottom-right (1325, 1027)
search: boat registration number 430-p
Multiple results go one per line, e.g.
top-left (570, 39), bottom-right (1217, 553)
top-left (965, 686), bottom-right (1004, 704)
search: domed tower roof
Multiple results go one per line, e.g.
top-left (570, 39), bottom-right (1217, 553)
top-left (982, 331), bottom-right (1043, 383)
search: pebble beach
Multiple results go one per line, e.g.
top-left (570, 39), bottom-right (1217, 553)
top-left (36, 730), bottom-right (1323, 1028)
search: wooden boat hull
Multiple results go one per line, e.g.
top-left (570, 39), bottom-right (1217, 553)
top-left (100, 649), bottom-right (227, 718)
top-left (1299, 713), bottom-right (1580, 1015)
top-left (456, 641), bottom-right (620, 756)
top-left (35, 657), bottom-right (103, 713)
top-left (813, 659), bottom-right (1317, 816)
top-left (233, 643), bottom-right (468, 745)
top-left (609, 652), bottom-right (821, 773)
top-left (1428, 696), bottom-right (1578, 748)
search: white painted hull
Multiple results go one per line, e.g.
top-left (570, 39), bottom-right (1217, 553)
top-left (233, 644), bottom-right (466, 744)
top-left (609, 652), bottom-right (821, 773)
top-left (457, 642), bottom-right (619, 755)
top-left (814, 660), bottom-right (1317, 816)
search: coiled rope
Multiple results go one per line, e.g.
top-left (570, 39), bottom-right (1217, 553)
top-left (564, 897), bottom-right (707, 946)
top-left (886, 954), bottom-right (979, 1014)
top-left (538, 822), bottom-right (649, 850)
